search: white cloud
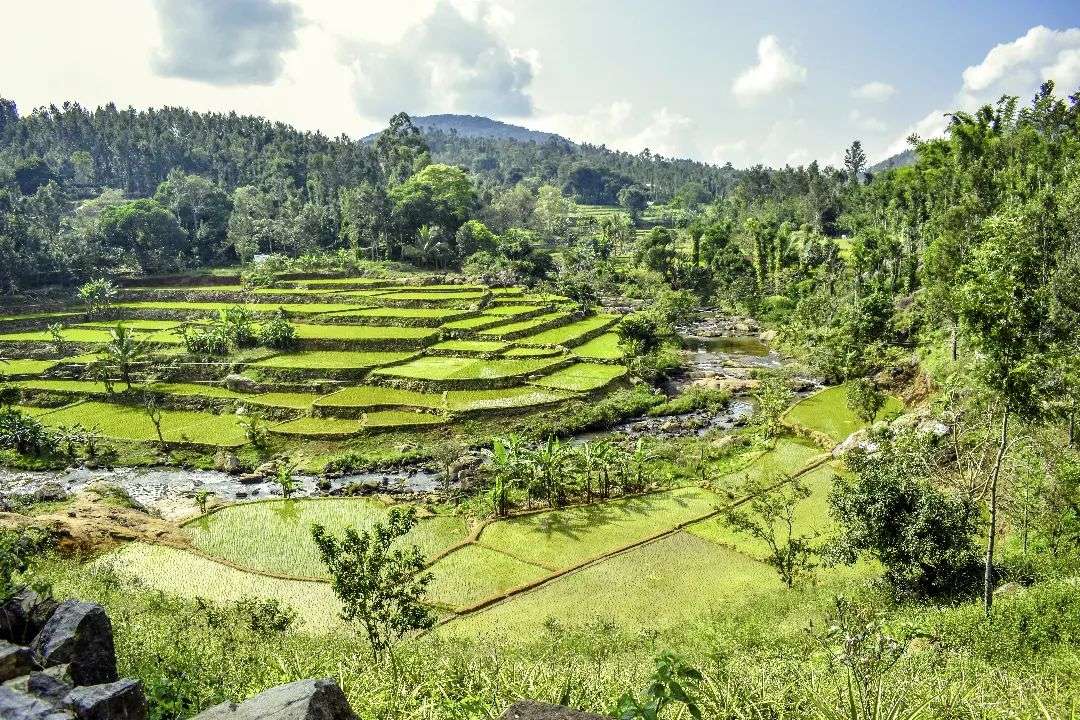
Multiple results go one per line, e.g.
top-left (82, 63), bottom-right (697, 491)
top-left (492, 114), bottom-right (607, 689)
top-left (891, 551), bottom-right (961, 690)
top-left (732, 35), bottom-right (807, 105)
top-left (851, 81), bottom-right (896, 102)
top-left (341, 0), bottom-right (538, 118)
top-left (881, 25), bottom-right (1080, 161)
top-left (710, 140), bottom-right (748, 166)
top-left (533, 101), bottom-right (698, 158)
top-left (849, 109), bottom-right (887, 133)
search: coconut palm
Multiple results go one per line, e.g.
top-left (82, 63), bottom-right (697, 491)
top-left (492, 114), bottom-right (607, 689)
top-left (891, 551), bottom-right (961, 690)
top-left (404, 225), bottom-right (450, 270)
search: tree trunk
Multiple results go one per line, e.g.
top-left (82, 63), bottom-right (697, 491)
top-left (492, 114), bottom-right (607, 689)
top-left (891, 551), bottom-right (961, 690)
top-left (1069, 410), bottom-right (1075, 447)
top-left (984, 408), bottom-right (1009, 616)
top-left (951, 323), bottom-right (958, 361)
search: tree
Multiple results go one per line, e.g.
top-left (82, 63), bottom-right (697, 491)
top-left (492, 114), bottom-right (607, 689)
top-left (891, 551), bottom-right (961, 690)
top-left (532, 185), bottom-right (574, 244)
top-left (751, 375), bottom-right (793, 440)
top-left (98, 199), bottom-right (187, 272)
top-left (227, 186), bottom-right (274, 263)
top-left (723, 473), bottom-right (816, 588)
top-left (104, 324), bottom-right (152, 390)
top-left (617, 185), bottom-right (649, 222)
top-left (404, 225), bottom-right (451, 269)
top-left (844, 140), bottom-right (867, 185)
top-left (846, 378), bottom-right (885, 424)
top-left (154, 170), bottom-right (231, 262)
top-left (339, 182), bottom-right (389, 260)
top-left (454, 219), bottom-right (497, 262)
top-left (374, 112), bottom-right (430, 184)
top-left (77, 278), bottom-right (117, 319)
top-left (828, 428), bottom-right (982, 598)
top-left (311, 507), bottom-right (435, 661)
top-left (390, 164), bottom-right (476, 245)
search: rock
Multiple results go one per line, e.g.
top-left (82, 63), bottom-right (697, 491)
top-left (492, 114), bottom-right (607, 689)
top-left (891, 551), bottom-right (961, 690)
top-left (0, 685), bottom-right (70, 720)
top-left (994, 581), bottom-right (1025, 597)
top-left (66, 678), bottom-right (146, 720)
top-left (30, 601), bottom-right (117, 687)
top-left (191, 677), bottom-right (356, 720)
top-left (236, 474), bottom-right (263, 485)
top-left (1, 588), bottom-right (59, 645)
top-left (499, 701), bottom-right (607, 720)
top-left (254, 461), bottom-right (278, 477)
top-left (27, 667), bottom-right (73, 705)
top-left (214, 451), bottom-right (240, 474)
top-left (224, 374), bottom-right (258, 394)
top-left (0, 640), bottom-right (34, 682)
top-left (34, 482), bottom-right (69, 503)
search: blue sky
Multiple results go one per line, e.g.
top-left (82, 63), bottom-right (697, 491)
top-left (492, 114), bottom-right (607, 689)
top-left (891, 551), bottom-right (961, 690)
top-left (4, 0), bottom-right (1080, 167)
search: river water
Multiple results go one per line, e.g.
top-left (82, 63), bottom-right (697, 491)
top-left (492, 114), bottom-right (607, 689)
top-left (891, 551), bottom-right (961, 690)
top-left (0, 333), bottom-right (785, 519)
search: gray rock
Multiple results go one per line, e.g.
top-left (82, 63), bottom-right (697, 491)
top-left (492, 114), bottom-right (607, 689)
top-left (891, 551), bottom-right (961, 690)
top-left (27, 666), bottom-right (73, 705)
top-left (66, 678), bottom-right (146, 720)
top-left (34, 482), bottom-right (69, 503)
top-left (0, 684), bottom-right (71, 720)
top-left (214, 451), bottom-right (241, 474)
top-left (0, 640), bottom-right (34, 682)
top-left (1, 588), bottom-right (59, 645)
top-left (225, 374), bottom-right (258, 393)
top-left (30, 602), bottom-right (117, 687)
top-left (191, 677), bottom-right (356, 720)
top-left (499, 701), bottom-right (607, 720)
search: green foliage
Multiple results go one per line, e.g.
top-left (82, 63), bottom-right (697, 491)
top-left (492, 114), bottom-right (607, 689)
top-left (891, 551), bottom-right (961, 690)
top-left (312, 506), bottom-right (435, 660)
top-left (258, 311), bottom-right (297, 349)
top-left (751, 375), bottom-right (794, 440)
top-left (0, 406), bottom-right (55, 456)
top-left (828, 428), bottom-right (983, 598)
top-left (847, 378), bottom-right (885, 424)
top-left (615, 653), bottom-right (703, 720)
top-left (77, 278), bottom-right (118, 319)
top-left (0, 527), bottom-right (49, 602)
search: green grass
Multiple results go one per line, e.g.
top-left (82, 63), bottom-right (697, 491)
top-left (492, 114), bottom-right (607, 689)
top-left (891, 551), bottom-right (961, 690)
top-left (502, 347), bottom-right (564, 358)
top-left (686, 463), bottom-right (840, 558)
top-left (372, 356), bottom-right (563, 382)
top-left (116, 301), bottom-right (364, 315)
top-left (446, 531), bottom-right (779, 636)
top-left (314, 385), bottom-right (567, 413)
top-left (0, 328), bottom-right (117, 344)
top-left (92, 543), bottom-right (344, 631)
top-left (291, 324), bottom-right (438, 342)
top-left (529, 362), bottom-right (627, 392)
top-left (36, 401), bottom-right (250, 446)
top-left (0, 359), bottom-right (58, 376)
top-left (518, 315), bottom-right (617, 346)
top-left (430, 340), bottom-right (509, 353)
top-left (325, 307), bottom-right (473, 322)
top-left (184, 498), bottom-right (468, 578)
top-left (77, 319), bottom-right (185, 331)
top-left (427, 545), bottom-right (550, 610)
top-left (252, 350), bottom-right (416, 370)
top-left (441, 314), bottom-right (508, 331)
top-left (485, 305), bottom-right (548, 316)
top-left (478, 487), bottom-right (720, 571)
top-left (15, 379), bottom-right (112, 394)
top-left (476, 312), bottom-right (569, 338)
top-left (784, 384), bottom-right (903, 443)
top-left (380, 290), bottom-right (488, 302)
top-left (272, 411), bottom-right (445, 436)
top-left (572, 333), bottom-right (624, 361)
top-left (14, 379), bottom-right (314, 410)
top-left (240, 392), bottom-right (319, 410)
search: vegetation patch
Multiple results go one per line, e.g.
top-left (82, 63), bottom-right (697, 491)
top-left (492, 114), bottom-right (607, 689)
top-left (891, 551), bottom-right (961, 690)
top-left (572, 333), bottom-right (624, 361)
top-left (314, 385), bottom-right (568, 414)
top-left (36, 401), bottom-right (250, 446)
top-left (372, 356), bottom-right (564, 384)
top-left (784, 384), bottom-right (903, 443)
top-left (93, 543), bottom-right (344, 630)
top-left (430, 339), bottom-right (509, 354)
top-left (184, 498), bottom-right (468, 578)
top-left (529, 362), bottom-right (627, 392)
top-left (518, 315), bottom-right (617, 346)
top-left (272, 410), bottom-right (445, 437)
top-left (251, 350), bottom-right (416, 370)
top-left (427, 545), bottom-right (550, 610)
top-left (441, 313), bottom-right (510, 331)
top-left (0, 359), bottom-right (59, 376)
top-left (478, 487), bottom-right (719, 571)
top-left (476, 312), bottom-right (570, 339)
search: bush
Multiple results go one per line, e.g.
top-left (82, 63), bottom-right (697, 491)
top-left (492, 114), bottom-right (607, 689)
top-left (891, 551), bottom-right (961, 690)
top-left (647, 386), bottom-right (731, 417)
top-left (0, 527), bottom-right (50, 602)
top-left (182, 325), bottom-right (229, 357)
top-left (0, 408), bottom-right (55, 456)
top-left (259, 311), bottom-right (297, 349)
top-left (847, 378), bottom-right (885, 423)
top-left (220, 306), bottom-right (257, 348)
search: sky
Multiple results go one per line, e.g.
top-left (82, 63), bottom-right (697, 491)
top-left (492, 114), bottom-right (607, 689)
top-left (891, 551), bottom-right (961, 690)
top-left (4, 0), bottom-right (1080, 168)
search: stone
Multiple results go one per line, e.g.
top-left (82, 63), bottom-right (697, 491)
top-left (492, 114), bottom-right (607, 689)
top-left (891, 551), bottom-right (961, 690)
top-left (498, 701), bottom-right (608, 720)
top-left (224, 374), bottom-right (258, 393)
top-left (34, 482), bottom-right (69, 503)
top-left (0, 640), bottom-right (34, 682)
top-left (30, 601), bottom-right (117, 687)
top-left (0, 685), bottom-right (70, 720)
top-left (254, 461), bottom-right (279, 477)
top-left (191, 677), bottom-right (356, 720)
top-left (66, 678), bottom-right (146, 720)
top-left (27, 667), bottom-right (73, 705)
top-left (214, 451), bottom-right (241, 474)
top-left (1, 588), bottom-right (59, 645)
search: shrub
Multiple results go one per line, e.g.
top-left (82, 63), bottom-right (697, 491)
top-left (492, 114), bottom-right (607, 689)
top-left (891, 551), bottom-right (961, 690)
top-left (847, 378), bottom-right (885, 423)
top-left (182, 325), bottom-right (229, 357)
top-left (647, 386), bottom-right (731, 417)
top-left (0, 527), bottom-right (50, 602)
top-left (219, 306), bottom-right (257, 348)
top-left (258, 311), bottom-right (297, 349)
top-left (0, 407), bottom-right (55, 456)
top-left (77, 278), bottom-right (118, 319)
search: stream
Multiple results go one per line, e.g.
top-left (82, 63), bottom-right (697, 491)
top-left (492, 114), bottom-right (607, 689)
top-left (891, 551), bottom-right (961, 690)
top-left (0, 321), bottom-right (800, 519)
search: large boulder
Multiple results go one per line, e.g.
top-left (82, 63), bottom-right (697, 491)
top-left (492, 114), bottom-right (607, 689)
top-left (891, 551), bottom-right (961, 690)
top-left (1, 588), bottom-right (59, 645)
top-left (66, 678), bottom-right (146, 720)
top-left (0, 640), bottom-right (34, 682)
top-left (499, 701), bottom-right (608, 720)
top-left (191, 678), bottom-right (356, 720)
top-left (30, 602), bottom-right (117, 687)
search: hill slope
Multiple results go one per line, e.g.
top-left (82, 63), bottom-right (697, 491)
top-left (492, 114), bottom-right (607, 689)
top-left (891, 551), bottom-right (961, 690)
top-left (364, 114), bottom-right (571, 145)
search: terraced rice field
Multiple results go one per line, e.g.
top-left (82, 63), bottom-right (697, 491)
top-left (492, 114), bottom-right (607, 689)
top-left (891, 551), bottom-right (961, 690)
top-left (784, 383), bottom-right (903, 443)
top-left (477, 312), bottom-right (569, 339)
top-left (372, 356), bottom-right (564, 383)
top-left (518, 315), bottom-right (617, 346)
top-left (529, 362), bottom-right (627, 392)
top-left (35, 401), bottom-right (249, 446)
top-left (184, 497), bottom-right (469, 578)
top-left (573, 333), bottom-right (624, 360)
top-left (251, 350), bottom-right (416, 370)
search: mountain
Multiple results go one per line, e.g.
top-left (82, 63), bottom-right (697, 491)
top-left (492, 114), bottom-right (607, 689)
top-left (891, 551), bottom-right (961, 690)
top-left (869, 147), bottom-right (916, 174)
top-left (363, 114), bottom-right (571, 145)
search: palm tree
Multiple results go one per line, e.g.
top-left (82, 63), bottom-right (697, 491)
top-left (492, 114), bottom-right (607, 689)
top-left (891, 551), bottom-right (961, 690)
top-left (104, 324), bottom-right (152, 390)
top-left (576, 442), bottom-right (598, 503)
top-left (404, 225), bottom-right (450, 270)
top-left (591, 439), bottom-right (616, 498)
top-left (529, 436), bottom-right (567, 508)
